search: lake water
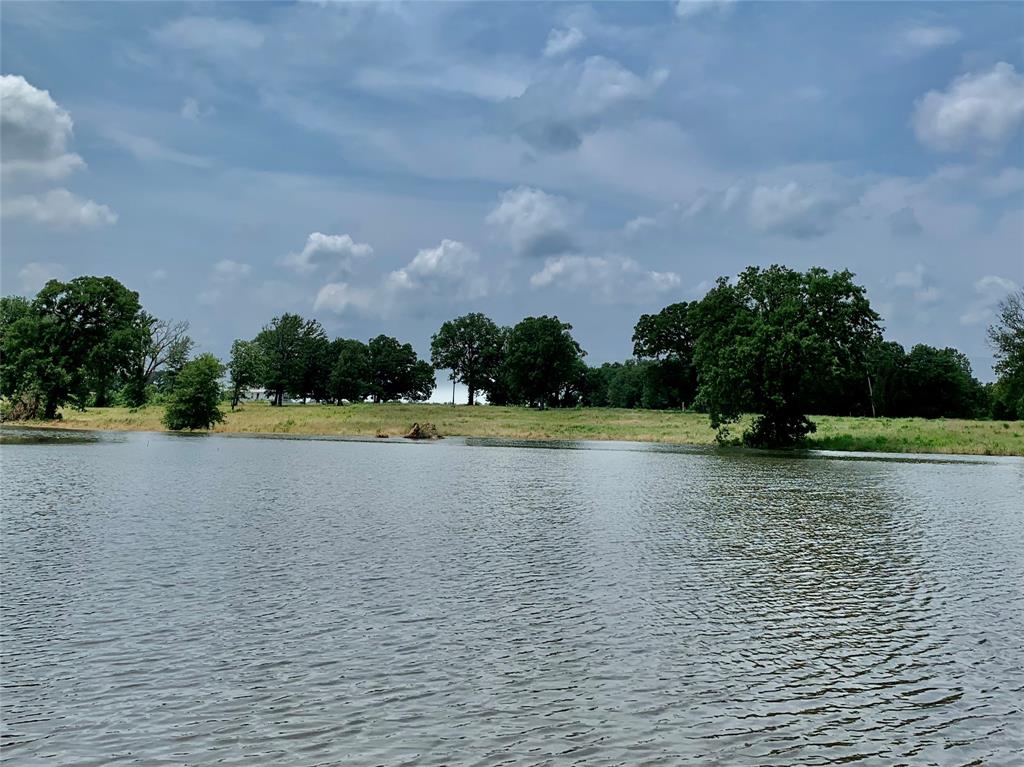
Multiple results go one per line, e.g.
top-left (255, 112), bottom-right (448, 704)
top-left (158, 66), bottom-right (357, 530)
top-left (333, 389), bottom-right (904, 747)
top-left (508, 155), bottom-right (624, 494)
top-left (2, 430), bottom-right (1023, 766)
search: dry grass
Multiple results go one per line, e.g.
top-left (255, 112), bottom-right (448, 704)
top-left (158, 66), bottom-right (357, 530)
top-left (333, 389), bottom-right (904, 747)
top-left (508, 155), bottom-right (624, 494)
top-left (11, 401), bottom-right (1023, 456)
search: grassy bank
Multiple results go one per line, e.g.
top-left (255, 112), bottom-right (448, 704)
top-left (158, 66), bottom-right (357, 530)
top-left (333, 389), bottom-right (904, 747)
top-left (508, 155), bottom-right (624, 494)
top-left (9, 401), bottom-right (1023, 456)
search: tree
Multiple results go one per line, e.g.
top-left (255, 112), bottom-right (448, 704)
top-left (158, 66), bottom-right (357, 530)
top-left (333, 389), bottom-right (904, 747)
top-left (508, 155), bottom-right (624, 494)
top-left (632, 302), bottom-right (698, 408)
top-left (504, 316), bottom-right (586, 408)
top-left (692, 266), bottom-right (881, 447)
top-left (902, 345), bottom-right (987, 419)
top-left (989, 288), bottom-right (1024, 419)
top-left (162, 354), bottom-right (226, 430)
top-left (123, 315), bottom-right (194, 407)
top-left (1, 277), bottom-right (147, 419)
top-left (254, 313), bottom-right (325, 406)
top-left (367, 335), bottom-right (435, 402)
top-left (227, 339), bottom-right (265, 410)
top-left (328, 339), bottom-right (372, 403)
top-left (430, 313), bottom-right (503, 405)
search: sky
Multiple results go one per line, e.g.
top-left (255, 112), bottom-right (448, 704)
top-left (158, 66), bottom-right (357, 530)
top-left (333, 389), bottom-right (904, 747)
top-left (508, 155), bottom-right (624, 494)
top-left (2, 1), bottom-right (1022, 398)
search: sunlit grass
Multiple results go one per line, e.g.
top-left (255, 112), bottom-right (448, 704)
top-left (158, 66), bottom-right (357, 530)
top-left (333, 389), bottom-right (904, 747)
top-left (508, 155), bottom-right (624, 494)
top-left (13, 401), bottom-right (1023, 456)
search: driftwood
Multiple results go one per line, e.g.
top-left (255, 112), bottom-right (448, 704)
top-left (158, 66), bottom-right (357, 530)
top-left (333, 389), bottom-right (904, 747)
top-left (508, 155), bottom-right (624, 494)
top-left (403, 422), bottom-right (442, 440)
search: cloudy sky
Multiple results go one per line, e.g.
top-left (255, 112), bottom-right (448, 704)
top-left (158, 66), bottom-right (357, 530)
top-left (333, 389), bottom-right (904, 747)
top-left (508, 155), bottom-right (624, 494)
top-left (2, 1), bottom-right (1022, 391)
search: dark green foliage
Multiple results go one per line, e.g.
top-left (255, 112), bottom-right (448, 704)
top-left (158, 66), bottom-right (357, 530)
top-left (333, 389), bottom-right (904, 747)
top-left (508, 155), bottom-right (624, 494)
top-left (504, 316), bottom-right (586, 408)
top-left (328, 339), bottom-right (372, 403)
top-left (989, 289), bottom-right (1024, 419)
top-left (227, 339), bottom-right (266, 409)
top-left (430, 313), bottom-right (503, 405)
top-left (632, 302), bottom-right (698, 408)
top-left (691, 266), bottom-right (881, 446)
top-left (162, 354), bottom-right (226, 430)
top-left (0, 277), bottom-right (147, 419)
top-left (581, 361), bottom-right (647, 408)
top-left (255, 313), bottom-right (327, 405)
top-left (367, 335), bottom-right (435, 402)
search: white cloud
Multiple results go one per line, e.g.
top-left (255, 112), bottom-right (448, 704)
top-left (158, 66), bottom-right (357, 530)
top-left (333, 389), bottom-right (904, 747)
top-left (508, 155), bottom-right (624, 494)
top-left (313, 281), bottom-right (378, 314)
top-left (891, 263), bottom-right (942, 305)
top-left (150, 268), bottom-right (168, 282)
top-left (281, 232), bottom-right (373, 274)
top-left (511, 56), bottom-right (669, 151)
top-left (486, 186), bottom-right (577, 257)
top-left (748, 182), bottom-right (847, 238)
top-left (675, 0), bottom-right (735, 20)
top-left (0, 74), bottom-right (84, 181)
top-left (315, 239), bottom-right (489, 316)
top-left (17, 261), bottom-right (67, 294)
top-left (902, 25), bottom-right (961, 51)
top-left (960, 275), bottom-right (1020, 325)
top-left (386, 239), bottom-right (488, 300)
top-left (212, 259), bottom-right (251, 282)
top-left (180, 97), bottom-right (213, 121)
top-left (3, 188), bottom-right (117, 227)
top-left (530, 254), bottom-right (680, 303)
top-left (354, 63), bottom-right (528, 102)
top-left (913, 62), bottom-right (1024, 152)
top-left (544, 26), bottom-right (584, 58)
top-left (154, 16), bottom-right (265, 55)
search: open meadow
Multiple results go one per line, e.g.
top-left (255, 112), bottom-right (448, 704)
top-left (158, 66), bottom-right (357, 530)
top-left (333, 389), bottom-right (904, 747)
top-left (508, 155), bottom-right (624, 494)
top-left (14, 401), bottom-right (1024, 456)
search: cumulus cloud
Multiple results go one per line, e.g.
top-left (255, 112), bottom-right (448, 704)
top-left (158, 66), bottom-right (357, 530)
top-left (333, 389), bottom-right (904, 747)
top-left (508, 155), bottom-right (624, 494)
top-left (212, 259), bottom-right (252, 282)
top-left (913, 62), bottom-right (1024, 152)
top-left (180, 97), bottom-right (214, 121)
top-left (17, 262), bottom-right (67, 294)
top-left (486, 186), bottom-right (577, 258)
top-left (510, 56), bottom-right (669, 152)
top-left (315, 239), bottom-right (488, 316)
top-left (281, 232), bottom-right (374, 274)
top-left (960, 275), bottom-right (1020, 325)
top-left (891, 263), bottom-right (942, 305)
top-left (544, 26), bottom-right (584, 58)
top-left (530, 254), bottom-right (680, 304)
top-left (675, 0), bottom-right (735, 20)
top-left (313, 282), bottom-right (378, 315)
top-left (0, 74), bottom-right (84, 180)
top-left (748, 182), bottom-right (847, 238)
top-left (386, 239), bottom-right (488, 300)
top-left (3, 189), bottom-right (117, 227)
top-left (901, 25), bottom-right (961, 51)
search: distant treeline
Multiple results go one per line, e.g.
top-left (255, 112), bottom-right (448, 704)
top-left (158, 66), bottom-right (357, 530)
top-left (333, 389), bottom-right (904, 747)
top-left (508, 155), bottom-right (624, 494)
top-left (1, 266), bottom-right (1021, 445)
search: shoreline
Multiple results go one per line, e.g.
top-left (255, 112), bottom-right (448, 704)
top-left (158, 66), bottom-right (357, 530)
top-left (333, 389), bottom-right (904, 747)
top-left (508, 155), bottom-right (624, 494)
top-left (3, 402), bottom-right (1022, 457)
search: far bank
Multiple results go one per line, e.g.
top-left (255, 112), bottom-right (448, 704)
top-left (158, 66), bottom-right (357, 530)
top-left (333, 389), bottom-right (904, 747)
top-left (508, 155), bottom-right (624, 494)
top-left (9, 402), bottom-right (1024, 457)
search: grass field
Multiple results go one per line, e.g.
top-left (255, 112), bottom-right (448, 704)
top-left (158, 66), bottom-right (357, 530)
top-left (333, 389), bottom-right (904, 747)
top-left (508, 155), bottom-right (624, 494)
top-left (10, 401), bottom-right (1024, 456)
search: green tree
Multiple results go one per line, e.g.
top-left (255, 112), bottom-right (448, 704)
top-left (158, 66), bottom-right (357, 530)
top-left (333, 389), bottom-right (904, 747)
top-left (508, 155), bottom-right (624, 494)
top-left (328, 339), bottom-right (372, 403)
top-left (430, 313), bottom-right (503, 405)
top-left (162, 353), bottom-right (226, 430)
top-left (632, 301), bottom-right (698, 409)
top-left (367, 335), bottom-right (435, 402)
top-left (692, 266), bottom-right (881, 446)
top-left (1, 277), bottom-right (147, 419)
top-left (505, 316), bottom-right (586, 408)
top-left (227, 339), bottom-right (266, 410)
top-left (123, 316), bottom-right (193, 407)
top-left (988, 288), bottom-right (1024, 419)
top-left (255, 313), bottom-right (325, 406)
top-left (902, 345), bottom-right (987, 419)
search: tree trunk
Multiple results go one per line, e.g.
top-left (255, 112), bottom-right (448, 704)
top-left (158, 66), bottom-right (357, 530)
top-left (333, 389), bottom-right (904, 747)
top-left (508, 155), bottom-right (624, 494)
top-left (468, 386), bottom-right (475, 406)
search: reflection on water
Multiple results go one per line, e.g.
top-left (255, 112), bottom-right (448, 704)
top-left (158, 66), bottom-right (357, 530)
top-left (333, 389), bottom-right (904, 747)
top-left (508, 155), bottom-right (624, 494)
top-left (1, 432), bottom-right (1022, 765)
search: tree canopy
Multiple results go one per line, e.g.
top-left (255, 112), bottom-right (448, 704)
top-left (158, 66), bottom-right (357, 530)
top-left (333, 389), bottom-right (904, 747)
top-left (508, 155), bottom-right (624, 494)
top-left (162, 353), bottom-right (226, 431)
top-left (504, 316), bottom-right (586, 408)
top-left (691, 266), bottom-right (881, 446)
top-left (430, 312), bottom-right (503, 405)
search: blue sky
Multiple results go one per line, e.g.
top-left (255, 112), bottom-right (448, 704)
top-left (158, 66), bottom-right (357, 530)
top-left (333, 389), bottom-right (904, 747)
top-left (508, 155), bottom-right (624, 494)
top-left (2, 1), bottom-right (1022, 393)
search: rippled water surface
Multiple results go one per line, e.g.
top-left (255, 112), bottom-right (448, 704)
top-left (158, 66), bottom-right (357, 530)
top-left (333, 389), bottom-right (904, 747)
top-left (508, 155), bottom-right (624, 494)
top-left (2, 430), bottom-right (1023, 766)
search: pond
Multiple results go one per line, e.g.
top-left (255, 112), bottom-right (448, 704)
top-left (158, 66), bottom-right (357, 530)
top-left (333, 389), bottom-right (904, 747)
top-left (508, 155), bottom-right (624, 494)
top-left (2, 430), bottom-right (1022, 765)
